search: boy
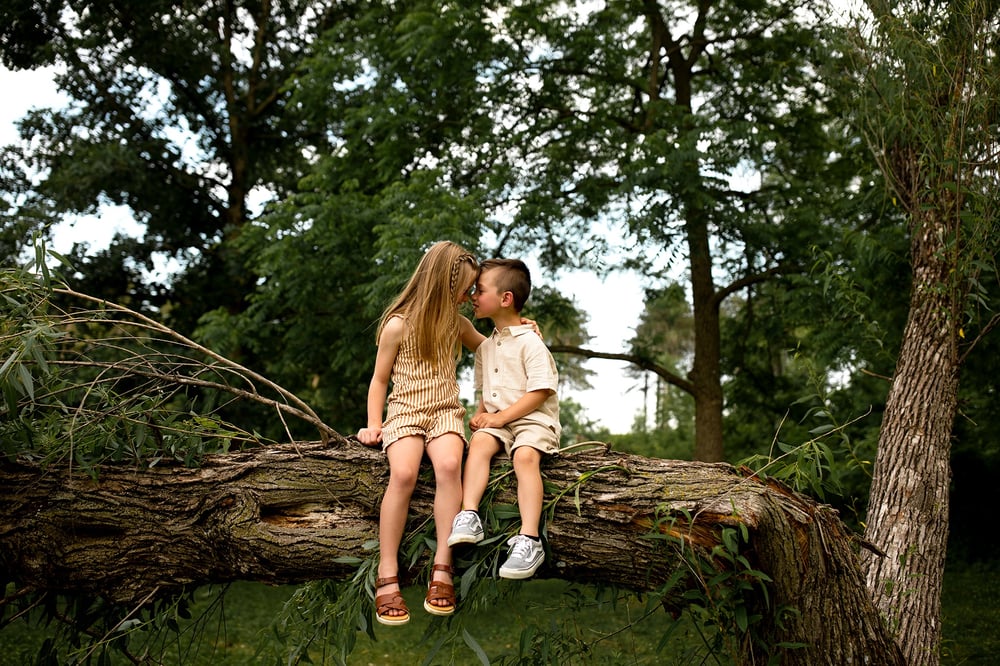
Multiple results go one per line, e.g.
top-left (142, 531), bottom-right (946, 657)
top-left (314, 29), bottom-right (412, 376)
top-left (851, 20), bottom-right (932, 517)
top-left (447, 258), bottom-right (561, 579)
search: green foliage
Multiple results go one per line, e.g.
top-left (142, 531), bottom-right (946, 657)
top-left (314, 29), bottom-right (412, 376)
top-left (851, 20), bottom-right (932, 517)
top-left (269, 563), bottom-right (376, 666)
top-left (556, 398), bottom-right (611, 447)
top-left (6, 568), bottom-right (995, 665)
top-left (842, 0), bottom-right (1000, 336)
top-left (644, 509), bottom-right (802, 664)
top-left (0, 582), bottom-right (236, 665)
top-left (611, 407), bottom-right (695, 461)
top-left (737, 374), bottom-right (877, 528)
top-left (1, 1), bottom-right (342, 336)
top-left (0, 248), bottom-right (333, 471)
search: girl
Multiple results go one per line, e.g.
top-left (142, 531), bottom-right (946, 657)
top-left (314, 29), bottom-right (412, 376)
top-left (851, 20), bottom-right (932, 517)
top-left (357, 241), bottom-right (484, 625)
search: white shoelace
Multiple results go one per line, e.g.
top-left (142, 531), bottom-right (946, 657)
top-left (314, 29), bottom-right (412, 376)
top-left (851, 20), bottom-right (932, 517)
top-left (455, 512), bottom-right (478, 529)
top-left (508, 535), bottom-right (535, 560)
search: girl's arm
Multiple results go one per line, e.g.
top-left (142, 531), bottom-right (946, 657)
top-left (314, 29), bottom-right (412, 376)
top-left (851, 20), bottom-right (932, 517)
top-left (459, 316), bottom-right (486, 351)
top-left (458, 315), bottom-right (542, 352)
top-left (357, 317), bottom-right (405, 446)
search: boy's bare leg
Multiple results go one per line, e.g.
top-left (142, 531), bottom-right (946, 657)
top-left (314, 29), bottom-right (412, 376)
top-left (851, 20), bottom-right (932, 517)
top-left (461, 431), bottom-right (501, 510)
top-left (512, 446), bottom-right (543, 536)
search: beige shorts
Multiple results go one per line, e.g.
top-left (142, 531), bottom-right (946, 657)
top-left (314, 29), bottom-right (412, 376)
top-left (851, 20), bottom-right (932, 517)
top-left (472, 419), bottom-right (559, 457)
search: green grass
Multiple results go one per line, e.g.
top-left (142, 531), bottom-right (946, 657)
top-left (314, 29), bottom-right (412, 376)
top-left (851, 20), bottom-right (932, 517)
top-left (940, 563), bottom-right (1000, 664)
top-left (346, 581), bottom-right (710, 665)
top-left (0, 580), bottom-right (712, 665)
top-left (3, 564), bottom-right (998, 665)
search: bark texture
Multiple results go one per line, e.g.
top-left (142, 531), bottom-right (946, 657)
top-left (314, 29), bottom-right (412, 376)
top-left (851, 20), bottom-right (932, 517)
top-left (861, 198), bottom-right (958, 666)
top-left (1, 437), bottom-right (903, 665)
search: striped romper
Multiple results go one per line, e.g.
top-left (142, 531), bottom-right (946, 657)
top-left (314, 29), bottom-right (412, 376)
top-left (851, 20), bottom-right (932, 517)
top-left (380, 315), bottom-right (467, 450)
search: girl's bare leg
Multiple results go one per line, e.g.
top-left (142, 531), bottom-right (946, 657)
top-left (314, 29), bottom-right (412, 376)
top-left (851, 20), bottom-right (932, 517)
top-left (378, 435), bottom-right (424, 618)
top-left (425, 432), bottom-right (464, 606)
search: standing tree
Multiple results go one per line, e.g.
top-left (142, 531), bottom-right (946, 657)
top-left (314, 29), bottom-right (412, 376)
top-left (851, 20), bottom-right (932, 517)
top-left (0, 0), bottom-right (343, 327)
top-left (845, 1), bottom-right (1000, 663)
top-left (466, 0), bottom-right (856, 461)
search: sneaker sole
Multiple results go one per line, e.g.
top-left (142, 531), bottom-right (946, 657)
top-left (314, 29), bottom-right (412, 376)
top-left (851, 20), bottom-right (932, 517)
top-left (499, 559), bottom-right (543, 580)
top-left (446, 533), bottom-right (484, 547)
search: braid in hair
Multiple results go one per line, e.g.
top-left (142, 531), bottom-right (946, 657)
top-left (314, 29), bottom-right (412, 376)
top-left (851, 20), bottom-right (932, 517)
top-left (450, 252), bottom-right (476, 297)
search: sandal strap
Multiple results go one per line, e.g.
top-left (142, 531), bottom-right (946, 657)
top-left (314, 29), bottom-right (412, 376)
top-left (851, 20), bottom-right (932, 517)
top-left (426, 580), bottom-right (455, 597)
top-left (425, 564), bottom-right (456, 614)
top-left (430, 563), bottom-right (454, 575)
top-left (375, 575), bottom-right (400, 589)
top-left (376, 589), bottom-right (409, 614)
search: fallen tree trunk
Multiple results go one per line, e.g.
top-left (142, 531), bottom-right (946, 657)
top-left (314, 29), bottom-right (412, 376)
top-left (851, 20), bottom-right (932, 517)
top-left (1, 435), bottom-right (903, 664)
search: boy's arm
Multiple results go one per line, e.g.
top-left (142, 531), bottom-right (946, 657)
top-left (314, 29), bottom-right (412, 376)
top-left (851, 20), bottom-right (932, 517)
top-left (468, 395), bottom-right (488, 430)
top-left (469, 389), bottom-right (552, 430)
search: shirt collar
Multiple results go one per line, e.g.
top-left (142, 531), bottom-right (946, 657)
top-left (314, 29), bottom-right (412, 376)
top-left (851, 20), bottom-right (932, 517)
top-left (493, 323), bottom-right (536, 338)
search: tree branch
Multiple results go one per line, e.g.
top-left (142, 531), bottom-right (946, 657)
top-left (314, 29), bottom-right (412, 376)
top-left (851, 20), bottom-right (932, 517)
top-left (714, 263), bottom-right (791, 307)
top-left (546, 344), bottom-right (695, 395)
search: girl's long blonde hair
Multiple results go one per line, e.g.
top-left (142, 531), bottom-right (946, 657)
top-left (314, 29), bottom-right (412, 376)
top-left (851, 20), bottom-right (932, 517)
top-left (377, 241), bottom-right (478, 363)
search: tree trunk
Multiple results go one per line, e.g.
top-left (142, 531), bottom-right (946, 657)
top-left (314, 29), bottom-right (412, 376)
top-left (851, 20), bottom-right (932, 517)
top-left (685, 183), bottom-right (725, 464)
top-left (861, 207), bottom-right (958, 666)
top-left (1, 437), bottom-right (903, 665)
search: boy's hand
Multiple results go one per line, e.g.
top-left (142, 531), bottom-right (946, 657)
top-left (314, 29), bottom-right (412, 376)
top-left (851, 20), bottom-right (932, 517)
top-left (470, 412), bottom-right (506, 430)
top-left (357, 426), bottom-right (383, 446)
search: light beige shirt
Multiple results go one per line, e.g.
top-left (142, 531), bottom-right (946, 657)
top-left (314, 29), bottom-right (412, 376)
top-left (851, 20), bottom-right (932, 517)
top-left (474, 324), bottom-right (560, 435)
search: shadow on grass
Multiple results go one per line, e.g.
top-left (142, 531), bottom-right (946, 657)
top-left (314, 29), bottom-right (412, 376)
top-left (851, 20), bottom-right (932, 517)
top-left (3, 563), bottom-right (997, 664)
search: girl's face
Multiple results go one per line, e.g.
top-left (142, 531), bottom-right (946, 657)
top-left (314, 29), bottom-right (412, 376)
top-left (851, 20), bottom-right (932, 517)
top-left (457, 277), bottom-right (476, 305)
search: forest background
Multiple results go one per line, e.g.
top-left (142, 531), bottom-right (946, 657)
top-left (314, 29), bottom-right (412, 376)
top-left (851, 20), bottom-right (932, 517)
top-left (1, 0), bottom-right (998, 664)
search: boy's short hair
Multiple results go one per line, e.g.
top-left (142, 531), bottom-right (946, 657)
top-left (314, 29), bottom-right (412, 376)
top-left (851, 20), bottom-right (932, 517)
top-left (480, 258), bottom-right (531, 312)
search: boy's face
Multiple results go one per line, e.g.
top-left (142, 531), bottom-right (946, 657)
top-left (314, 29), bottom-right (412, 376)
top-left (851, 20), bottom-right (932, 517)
top-left (472, 268), bottom-right (507, 320)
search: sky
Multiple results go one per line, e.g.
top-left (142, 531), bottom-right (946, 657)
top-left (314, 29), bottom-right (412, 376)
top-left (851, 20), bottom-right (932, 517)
top-left (1, 65), bottom-right (651, 434)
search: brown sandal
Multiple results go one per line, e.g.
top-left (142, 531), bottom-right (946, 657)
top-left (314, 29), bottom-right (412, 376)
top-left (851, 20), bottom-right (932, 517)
top-left (374, 576), bottom-right (410, 626)
top-left (423, 563), bottom-right (456, 616)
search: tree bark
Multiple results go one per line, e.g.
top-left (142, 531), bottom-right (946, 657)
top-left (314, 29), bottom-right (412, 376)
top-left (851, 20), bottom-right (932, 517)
top-left (861, 203), bottom-right (958, 665)
top-left (1, 436), bottom-right (903, 664)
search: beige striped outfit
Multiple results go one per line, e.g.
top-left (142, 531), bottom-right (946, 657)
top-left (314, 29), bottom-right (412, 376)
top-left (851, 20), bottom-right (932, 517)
top-left (380, 315), bottom-right (467, 450)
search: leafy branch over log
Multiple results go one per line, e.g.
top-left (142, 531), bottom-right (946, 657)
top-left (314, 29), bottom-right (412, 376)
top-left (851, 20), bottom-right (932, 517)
top-left (1, 267), bottom-right (337, 471)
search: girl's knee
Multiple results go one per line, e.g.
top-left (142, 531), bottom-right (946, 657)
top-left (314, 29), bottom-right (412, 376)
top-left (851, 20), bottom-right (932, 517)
top-left (434, 452), bottom-right (463, 479)
top-left (388, 464), bottom-right (420, 489)
top-left (428, 433), bottom-right (464, 476)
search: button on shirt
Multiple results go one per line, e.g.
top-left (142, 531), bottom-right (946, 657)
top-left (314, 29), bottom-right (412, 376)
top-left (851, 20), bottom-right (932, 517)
top-left (474, 324), bottom-right (560, 435)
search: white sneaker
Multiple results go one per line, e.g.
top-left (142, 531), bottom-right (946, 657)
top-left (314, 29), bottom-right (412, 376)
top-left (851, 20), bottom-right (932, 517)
top-left (447, 510), bottom-right (484, 546)
top-left (498, 534), bottom-right (544, 579)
